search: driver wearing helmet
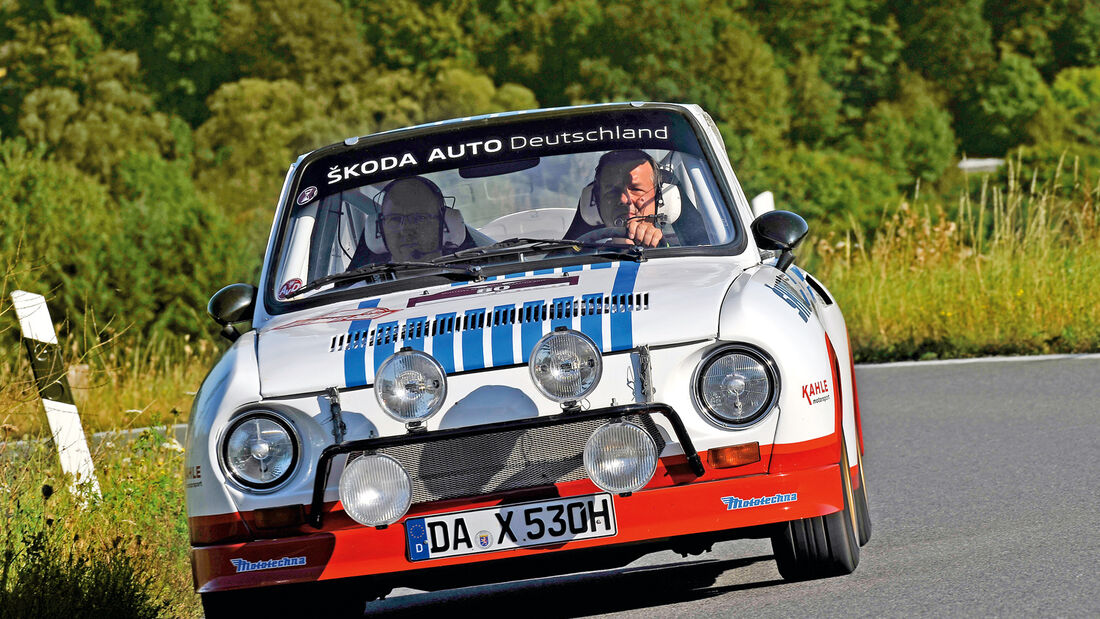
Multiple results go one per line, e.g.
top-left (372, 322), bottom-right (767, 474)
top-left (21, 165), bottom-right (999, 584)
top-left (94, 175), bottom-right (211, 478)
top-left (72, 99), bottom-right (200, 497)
top-left (564, 149), bottom-right (667, 247)
top-left (347, 176), bottom-right (476, 269)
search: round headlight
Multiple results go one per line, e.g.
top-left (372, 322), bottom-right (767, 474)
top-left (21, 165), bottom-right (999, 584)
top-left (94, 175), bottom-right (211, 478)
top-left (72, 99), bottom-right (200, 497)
top-left (375, 350), bottom-right (447, 422)
top-left (583, 422), bottom-right (658, 494)
top-left (339, 454), bottom-right (412, 527)
top-left (222, 412), bottom-right (299, 490)
top-left (695, 346), bottom-right (778, 427)
top-left (529, 329), bottom-right (602, 404)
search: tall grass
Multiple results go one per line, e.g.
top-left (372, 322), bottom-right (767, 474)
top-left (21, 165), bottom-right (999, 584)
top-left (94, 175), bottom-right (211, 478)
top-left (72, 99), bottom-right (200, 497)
top-left (0, 430), bottom-right (200, 618)
top-left (0, 335), bottom-right (215, 440)
top-left (812, 154), bottom-right (1100, 361)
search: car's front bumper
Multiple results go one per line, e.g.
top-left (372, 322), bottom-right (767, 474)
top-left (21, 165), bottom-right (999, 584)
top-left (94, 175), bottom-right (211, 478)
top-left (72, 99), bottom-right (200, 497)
top-left (191, 404), bottom-right (843, 593)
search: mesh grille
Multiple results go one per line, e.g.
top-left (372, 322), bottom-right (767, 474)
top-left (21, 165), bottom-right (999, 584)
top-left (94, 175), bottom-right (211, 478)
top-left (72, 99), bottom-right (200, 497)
top-left (350, 415), bottom-right (665, 505)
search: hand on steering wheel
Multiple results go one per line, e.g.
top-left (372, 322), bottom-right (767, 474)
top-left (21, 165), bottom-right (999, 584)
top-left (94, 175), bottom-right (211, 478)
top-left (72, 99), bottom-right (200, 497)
top-left (574, 227), bottom-right (634, 245)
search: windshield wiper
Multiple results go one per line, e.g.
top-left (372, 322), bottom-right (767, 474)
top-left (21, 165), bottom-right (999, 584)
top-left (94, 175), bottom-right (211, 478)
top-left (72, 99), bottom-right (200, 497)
top-left (438, 237), bottom-right (646, 264)
top-left (285, 261), bottom-right (484, 299)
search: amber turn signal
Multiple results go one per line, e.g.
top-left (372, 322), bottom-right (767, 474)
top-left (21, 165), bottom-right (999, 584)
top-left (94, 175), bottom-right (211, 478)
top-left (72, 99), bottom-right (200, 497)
top-left (707, 442), bottom-right (761, 469)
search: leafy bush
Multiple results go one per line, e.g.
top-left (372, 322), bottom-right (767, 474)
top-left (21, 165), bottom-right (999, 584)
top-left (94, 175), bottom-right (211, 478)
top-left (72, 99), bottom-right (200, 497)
top-left (742, 146), bottom-right (902, 233)
top-left (859, 72), bottom-right (956, 187)
top-left (0, 140), bottom-right (248, 362)
top-left (957, 53), bottom-right (1049, 156)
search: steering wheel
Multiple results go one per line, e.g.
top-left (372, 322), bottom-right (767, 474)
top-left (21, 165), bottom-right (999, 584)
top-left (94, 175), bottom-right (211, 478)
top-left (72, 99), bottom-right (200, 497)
top-left (575, 227), bottom-right (634, 245)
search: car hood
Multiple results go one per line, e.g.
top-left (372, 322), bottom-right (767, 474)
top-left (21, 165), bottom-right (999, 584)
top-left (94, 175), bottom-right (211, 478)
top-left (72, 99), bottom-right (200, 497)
top-left (255, 257), bottom-right (739, 397)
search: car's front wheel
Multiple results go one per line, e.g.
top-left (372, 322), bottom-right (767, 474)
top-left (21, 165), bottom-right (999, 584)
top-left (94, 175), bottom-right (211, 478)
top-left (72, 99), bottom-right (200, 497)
top-left (770, 438), bottom-right (860, 581)
top-left (852, 445), bottom-right (872, 546)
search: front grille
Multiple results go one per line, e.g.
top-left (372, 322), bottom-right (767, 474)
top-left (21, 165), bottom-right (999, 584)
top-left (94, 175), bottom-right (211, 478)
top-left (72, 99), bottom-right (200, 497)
top-left (352, 415), bottom-right (666, 505)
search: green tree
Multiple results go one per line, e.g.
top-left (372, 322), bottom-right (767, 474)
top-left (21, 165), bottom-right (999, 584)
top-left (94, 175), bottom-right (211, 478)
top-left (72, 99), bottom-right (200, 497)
top-left (0, 138), bottom-right (245, 347)
top-left (55, 0), bottom-right (232, 126)
top-left (1050, 1), bottom-right (1100, 70)
top-left (957, 54), bottom-right (1048, 156)
top-left (859, 71), bottom-right (955, 186)
top-left (219, 0), bottom-right (375, 89)
top-left (0, 14), bottom-right (103, 139)
top-left (891, 0), bottom-right (996, 99)
top-left (745, 146), bottom-right (901, 232)
top-left (421, 68), bottom-right (538, 122)
top-left (750, 0), bottom-right (904, 127)
top-left (786, 54), bottom-right (844, 148)
top-left (193, 78), bottom-right (347, 234)
top-left (347, 0), bottom-right (477, 73)
top-left (1028, 65), bottom-right (1100, 147)
top-left (109, 152), bottom-right (249, 335)
top-left (0, 14), bottom-right (183, 182)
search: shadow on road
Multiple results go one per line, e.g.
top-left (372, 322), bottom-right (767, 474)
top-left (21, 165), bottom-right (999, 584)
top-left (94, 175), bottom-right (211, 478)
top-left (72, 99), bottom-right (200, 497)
top-left (362, 554), bottom-right (784, 617)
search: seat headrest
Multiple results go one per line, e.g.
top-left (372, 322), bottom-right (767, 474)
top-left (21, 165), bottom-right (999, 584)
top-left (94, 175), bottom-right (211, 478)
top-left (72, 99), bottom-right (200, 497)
top-left (576, 179), bottom-right (682, 227)
top-left (361, 204), bottom-right (468, 255)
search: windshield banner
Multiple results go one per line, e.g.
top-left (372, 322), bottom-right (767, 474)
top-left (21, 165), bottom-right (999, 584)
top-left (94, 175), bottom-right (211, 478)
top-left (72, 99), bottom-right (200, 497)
top-left (296, 109), bottom-right (704, 198)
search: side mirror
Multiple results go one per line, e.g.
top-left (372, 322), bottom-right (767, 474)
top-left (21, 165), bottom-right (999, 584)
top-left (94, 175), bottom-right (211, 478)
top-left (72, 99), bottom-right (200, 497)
top-left (208, 283), bottom-right (257, 342)
top-left (751, 210), bottom-right (809, 272)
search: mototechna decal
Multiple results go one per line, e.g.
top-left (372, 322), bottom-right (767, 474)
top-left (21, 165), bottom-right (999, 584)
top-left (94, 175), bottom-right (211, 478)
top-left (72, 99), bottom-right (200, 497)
top-left (230, 556), bottom-right (306, 573)
top-left (720, 493), bottom-right (797, 510)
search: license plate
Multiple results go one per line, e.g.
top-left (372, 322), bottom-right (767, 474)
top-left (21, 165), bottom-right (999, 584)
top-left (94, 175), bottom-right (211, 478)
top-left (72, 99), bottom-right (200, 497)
top-left (405, 493), bottom-right (617, 561)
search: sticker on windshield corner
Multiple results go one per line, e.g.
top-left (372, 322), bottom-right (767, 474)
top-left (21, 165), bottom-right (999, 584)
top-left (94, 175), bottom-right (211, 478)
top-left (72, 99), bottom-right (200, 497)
top-left (721, 493), bottom-right (797, 510)
top-left (296, 185), bottom-right (318, 205)
top-left (278, 278), bottom-right (303, 299)
top-left (801, 379), bottom-right (830, 405)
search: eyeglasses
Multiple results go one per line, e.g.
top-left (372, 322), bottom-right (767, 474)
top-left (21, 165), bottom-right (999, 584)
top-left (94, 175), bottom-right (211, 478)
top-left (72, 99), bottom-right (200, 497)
top-left (380, 213), bottom-right (437, 227)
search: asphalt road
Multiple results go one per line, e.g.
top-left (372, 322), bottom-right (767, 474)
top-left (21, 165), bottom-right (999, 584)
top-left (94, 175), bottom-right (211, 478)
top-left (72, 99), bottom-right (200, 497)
top-left (360, 356), bottom-right (1100, 617)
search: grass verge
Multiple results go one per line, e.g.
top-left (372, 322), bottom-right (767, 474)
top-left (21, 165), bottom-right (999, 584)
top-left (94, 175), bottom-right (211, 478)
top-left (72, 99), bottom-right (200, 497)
top-left (0, 428), bottom-right (200, 618)
top-left (810, 155), bottom-right (1100, 362)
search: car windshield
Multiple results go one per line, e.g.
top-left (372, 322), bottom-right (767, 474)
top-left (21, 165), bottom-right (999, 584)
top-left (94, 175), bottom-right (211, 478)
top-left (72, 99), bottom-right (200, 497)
top-left (272, 108), bottom-right (738, 301)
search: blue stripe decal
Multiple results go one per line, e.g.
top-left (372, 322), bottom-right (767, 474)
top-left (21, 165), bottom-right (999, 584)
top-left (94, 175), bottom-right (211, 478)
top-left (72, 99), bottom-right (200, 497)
top-left (461, 308), bottom-right (486, 371)
top-left (504, 271), bottom-right (527, 279)
top-left (551, 296), bottom-right (574, 331)
top-left (491, 304), bottom-right (515, 366)
top-left (432, 312), bottom-right (457, 373)
top-left (372, 320), bottom-right (400, 376)
top-left (533, 268), bottom-right (555, 275)
top-left (562, 265), bottom-right (584, 273)
top-left (343, 299), bottom-right (381, 388)
top-left (610, 261), bottom-right (640, 350)
top-left (404, 317), bottom-right (428, 352)
top-left (580, 293), bottom-right (604, 349)
top-left (590, 262), bottom-right (613, 269)
top-left (521, 300), bottom-right (546, 362)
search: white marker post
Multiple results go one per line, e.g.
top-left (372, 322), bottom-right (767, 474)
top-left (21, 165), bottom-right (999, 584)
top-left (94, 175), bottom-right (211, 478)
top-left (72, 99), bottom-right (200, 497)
top-left (11, 290), bottom-right (101, 499)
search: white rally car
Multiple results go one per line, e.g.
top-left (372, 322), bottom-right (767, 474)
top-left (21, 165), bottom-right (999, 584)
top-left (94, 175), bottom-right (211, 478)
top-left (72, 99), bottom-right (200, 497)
top-left (188, 102), bottom-right (871, 615)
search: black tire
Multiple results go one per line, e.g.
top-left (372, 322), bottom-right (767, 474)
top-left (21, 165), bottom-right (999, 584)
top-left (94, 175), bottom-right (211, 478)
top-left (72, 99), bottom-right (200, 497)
top-left (771, 438), bottom-right (860, 581)
top-left (852, 445), bottom-right (872, 546)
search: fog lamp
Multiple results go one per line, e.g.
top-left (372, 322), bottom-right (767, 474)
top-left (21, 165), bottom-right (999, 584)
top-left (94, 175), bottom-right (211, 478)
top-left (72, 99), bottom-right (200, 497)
top-left (583, 421), bottom-right (658, 494)
top-left (338, 454), bottom-right (412, 527)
